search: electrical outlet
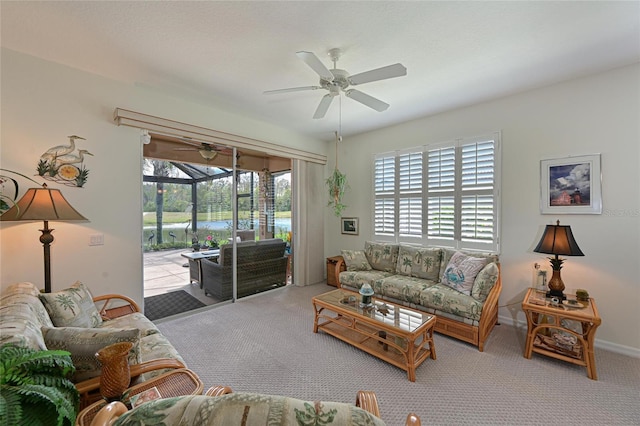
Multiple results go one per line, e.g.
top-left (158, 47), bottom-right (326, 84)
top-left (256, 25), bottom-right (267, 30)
top-left (89, 234), bottom-right (104, 246)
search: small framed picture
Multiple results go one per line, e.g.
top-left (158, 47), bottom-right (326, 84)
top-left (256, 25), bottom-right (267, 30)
top-left (341, 217), bottom-right (358, 235)
top-left (540, 154), bottom-right (602, 214)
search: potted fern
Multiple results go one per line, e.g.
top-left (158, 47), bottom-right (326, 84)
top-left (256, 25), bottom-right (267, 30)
top-left (0, 345), bottom-right (80, 426)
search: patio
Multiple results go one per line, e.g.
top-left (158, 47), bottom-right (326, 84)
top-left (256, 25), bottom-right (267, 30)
top-left (144, 249), bottom-right (218, 306)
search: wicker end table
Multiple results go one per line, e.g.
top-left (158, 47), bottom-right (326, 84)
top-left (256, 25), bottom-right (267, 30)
top-left (75, 368), bottom-right (203, 426)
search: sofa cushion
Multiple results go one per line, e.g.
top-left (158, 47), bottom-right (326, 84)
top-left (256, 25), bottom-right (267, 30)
top-left (378, 274), bottom-right (435, 305)
top-left (364, 241), bottom-right (399, 272)
top-left (0, 292), bottom-right (54, 328)
top-left (439, 248), bottom-right (498, 282)
top-left (396, 245), bottom-right (442, 281)
top-left (42, 326), bottom-right (141, 382)
top-left (440, 251), bottom-right (488, 295)
top-left (339, 270), bottom-right (394, 291)
top-left (138, 332), bottom-right (186, 381)
top-left (471, 262), bottom-right (500, 302)
top-left (2, 281), bottom-right (42, 297)
top-left (341, 250), bottom-right (372, 271)
top-left (0, 303), bottom-right (49, 350)
top-left (99, 312), bottom-right (160, 337)
top-left (39, 281), bottom-right (103, 328)
top-left (419, 284), bottom-right (484, 322)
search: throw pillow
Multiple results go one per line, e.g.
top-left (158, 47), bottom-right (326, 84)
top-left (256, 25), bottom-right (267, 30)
top-left (39, 281), bottom-right (103, 328)
top-left (440, 251), bottom-right (488, 295)
top-left (364, 241), bottom-right (399, 272)
top-left (42, 326), bottom-right (141, 382)
top-left (341, 250), bottom-right (372, 271)
top-left (396, 245), bottom-right (442, 281)
top-left (471, 262), bottom-right (500, 302)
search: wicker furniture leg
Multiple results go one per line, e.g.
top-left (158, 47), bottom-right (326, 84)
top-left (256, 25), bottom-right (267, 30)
top-left (355, 390), bottom-right (381, 418)
top-left (205, 385), bottom-right (234, 396)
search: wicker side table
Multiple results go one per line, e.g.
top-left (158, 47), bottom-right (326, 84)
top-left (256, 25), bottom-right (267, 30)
top-left (75, 368), bottom-right (203, 426)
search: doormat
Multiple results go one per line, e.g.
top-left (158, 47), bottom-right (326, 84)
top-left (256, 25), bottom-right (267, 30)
top-left (144, 290), bottom-right (207, 321)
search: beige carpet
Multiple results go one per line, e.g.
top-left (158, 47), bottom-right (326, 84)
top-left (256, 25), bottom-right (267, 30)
top-left (157, 283), bottom-right (640, 426)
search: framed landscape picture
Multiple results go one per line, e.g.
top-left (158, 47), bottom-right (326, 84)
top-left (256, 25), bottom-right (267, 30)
top-left (540, 154), bottom-right (602, 214)
top-left (341, 217), bottom-right (358, 235)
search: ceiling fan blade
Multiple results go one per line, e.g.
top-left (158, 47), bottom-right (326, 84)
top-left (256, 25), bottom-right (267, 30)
top-left (264, 86), bottom-right (322, 95)
top-left (296, 51), bottom-right (334, 81)
top-left (345, 89), bottom-right (389, 112)
top-left (348, 63), bottom-right (407, 85)
top-left (313, 94), bottom-right (334, 119)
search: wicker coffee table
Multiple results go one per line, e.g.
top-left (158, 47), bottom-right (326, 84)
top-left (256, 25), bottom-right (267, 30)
top-left (75, 368), bottom-right (203, 426)
top-left (313, 289), bottom-right (436, 381)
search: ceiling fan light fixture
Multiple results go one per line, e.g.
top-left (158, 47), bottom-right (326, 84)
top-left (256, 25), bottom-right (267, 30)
top-left (199, 149), bottom-right (217, 160)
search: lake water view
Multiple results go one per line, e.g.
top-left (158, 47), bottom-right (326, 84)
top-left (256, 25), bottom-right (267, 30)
top-left (144, 218), bottom-right (292, 233)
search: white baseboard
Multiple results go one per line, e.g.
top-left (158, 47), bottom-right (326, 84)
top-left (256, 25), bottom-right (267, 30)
top-left (497, 314), bottom-right (640, 359)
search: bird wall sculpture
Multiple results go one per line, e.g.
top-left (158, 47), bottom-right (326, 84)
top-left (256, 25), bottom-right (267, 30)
top-left (37, 135), bottom-right (92, 188)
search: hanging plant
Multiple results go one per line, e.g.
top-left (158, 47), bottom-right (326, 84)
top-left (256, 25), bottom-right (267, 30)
top-left (326, 131), bottom-right (349, 217)
top-left (326, 167), bottom-right (348, 217)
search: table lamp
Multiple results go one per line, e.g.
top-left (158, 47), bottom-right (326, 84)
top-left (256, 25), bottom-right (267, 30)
top-left (533, 220), bottom-right (584, 300)
top-left (0, 183), bottom-right (87, 293)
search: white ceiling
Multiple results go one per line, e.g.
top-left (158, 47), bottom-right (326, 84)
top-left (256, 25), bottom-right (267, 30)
top-left (2, 1), bottom-right (639, 142)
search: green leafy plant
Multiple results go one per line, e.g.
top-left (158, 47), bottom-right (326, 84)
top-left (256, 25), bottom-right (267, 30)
top-left (0, 345), bottom-right (80, 426)
top-left (75, 165), bottom-right (90, 187)
top-left (576, 288), bottom-right (589, 301)
top-left (326, 168), bottom-right (348, 217)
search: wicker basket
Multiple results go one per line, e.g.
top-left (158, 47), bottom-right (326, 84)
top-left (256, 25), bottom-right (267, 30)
top-left (96, 342), bottom-right (133, 401)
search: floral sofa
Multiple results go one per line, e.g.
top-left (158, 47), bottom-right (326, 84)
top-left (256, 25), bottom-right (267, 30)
top-left (0, 281), bottom-right (186, 407)
top-left (336, 241), bottom-right (502, 351)
top-left (90, 387), bottom-right (421, 426)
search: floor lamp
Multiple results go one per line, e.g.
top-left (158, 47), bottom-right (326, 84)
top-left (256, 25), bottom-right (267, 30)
top-left (0, 183), bottom-right (87, 293)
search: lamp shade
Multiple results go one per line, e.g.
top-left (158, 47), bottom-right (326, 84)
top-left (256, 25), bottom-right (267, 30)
top-left (533, 220), bottom-right (584, 257)
top-left (0, 184), bottom-right (87, 222)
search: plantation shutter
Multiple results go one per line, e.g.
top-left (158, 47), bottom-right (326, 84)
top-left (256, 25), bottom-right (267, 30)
top-left (374, 154), bottom-right (396, 237)
top-left (460, 139), bottom-right (496, 247)
top-left (398, 151), bottom-right (423, 238)
top-left (427, 145), bottom-right (456, 243)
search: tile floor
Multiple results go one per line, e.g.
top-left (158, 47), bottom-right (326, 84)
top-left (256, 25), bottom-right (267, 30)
top-left (143, 248), bottom-right (218, 305)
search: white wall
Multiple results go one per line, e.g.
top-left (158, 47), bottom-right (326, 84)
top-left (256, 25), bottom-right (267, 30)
top-left (0, 48), bottom-right (327, 308)
top-left (324, 64), bottom-right (640, 354)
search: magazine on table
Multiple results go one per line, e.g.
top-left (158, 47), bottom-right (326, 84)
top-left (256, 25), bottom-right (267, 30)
top-left (129, 386), bottom-right (162, 407)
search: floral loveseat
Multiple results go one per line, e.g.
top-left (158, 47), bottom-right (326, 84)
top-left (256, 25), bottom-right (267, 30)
top-left (336, 242), bottom-right (501, 351)
top-left (90, 387), bottom-right (421, 426)
top-left (0, 281), bottom-right (186, 407)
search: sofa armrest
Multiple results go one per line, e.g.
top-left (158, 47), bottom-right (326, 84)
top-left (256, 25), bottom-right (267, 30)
top-left (477, 264), bottom-right (502, 352)
top-left (93, 294), bottom-right (141, 320)
top-left (75, 358), bottom-right (185, 397)
top-left (89, 401), bottom-right (128, 426)
top-left (334, 257), bottom-right (346, 288)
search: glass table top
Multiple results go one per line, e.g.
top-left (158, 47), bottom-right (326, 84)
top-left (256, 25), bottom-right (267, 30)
top-left (314, 290), bottom-right (433, 333)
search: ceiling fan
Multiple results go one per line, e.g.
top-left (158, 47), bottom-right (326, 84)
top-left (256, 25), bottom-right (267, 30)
top-left (264, 48), bottom-right (407, 119)
top-left (173, 141), bottom-right (222, 160)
